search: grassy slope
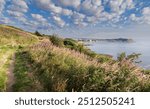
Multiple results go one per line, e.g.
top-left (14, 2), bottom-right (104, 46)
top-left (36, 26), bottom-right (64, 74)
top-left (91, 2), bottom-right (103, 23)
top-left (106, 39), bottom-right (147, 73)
top-left (0, 24), bottom-right (149, 92)
top-left (0, 25), bottom-right (38, 46)
top-left (0, 24), bottom-right (38, 91)
top-left (14, 40), bottom-right (150, 92)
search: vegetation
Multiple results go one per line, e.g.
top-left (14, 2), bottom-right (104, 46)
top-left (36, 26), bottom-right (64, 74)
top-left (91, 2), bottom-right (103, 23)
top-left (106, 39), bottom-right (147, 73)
top-left (0, 25), bottom-right (38, 46)
top-left (0, 46), bottom-right (16, 91)
top-left (49, 35), bottom-right (112, 62)
top-left (0, 24), bottom-right (149, 92)
top-left (0, 24), bottom-right (38, 91)
top-left (35, 31), bottom-right (42, 37)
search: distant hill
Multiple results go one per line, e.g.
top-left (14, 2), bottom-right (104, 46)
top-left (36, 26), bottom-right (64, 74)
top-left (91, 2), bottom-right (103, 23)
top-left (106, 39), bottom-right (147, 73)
top-left (78, 38), bottom-right (134, 43)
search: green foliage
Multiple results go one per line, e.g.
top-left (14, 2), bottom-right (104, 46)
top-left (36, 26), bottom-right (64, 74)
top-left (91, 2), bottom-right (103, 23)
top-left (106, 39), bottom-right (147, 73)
top-left (144, 70), bottom-right (150, 74)
top-left (127, 53), bottom-right (141, 63)
top-left (0, 47), bottom-right (15, 91)
top-left (13, 51), bottom-right (43, 91)
top-left (35, 31), bottom-right (42, 36)
top-left (96, 54), bottom-right (112, 63)
top-left (49, 35), bottom-right (64, 47)
top-left (117, 52), bottom-right (126, 61)
top-left (64, 38), bottom-right (98, 58)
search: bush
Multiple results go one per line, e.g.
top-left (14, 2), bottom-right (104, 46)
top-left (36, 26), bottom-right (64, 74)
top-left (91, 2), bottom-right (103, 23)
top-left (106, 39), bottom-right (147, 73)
top-left (49, 35), bottom-right (64, 47)
top-left (64, 38), bottom-right (77, 46)
top-left (35, 31), bottom-right (42, 36)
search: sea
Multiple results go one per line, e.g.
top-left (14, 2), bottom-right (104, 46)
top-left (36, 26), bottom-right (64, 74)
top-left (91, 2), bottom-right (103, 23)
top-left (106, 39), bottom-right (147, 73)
top-left (85, 38), bottom-right (150, 69)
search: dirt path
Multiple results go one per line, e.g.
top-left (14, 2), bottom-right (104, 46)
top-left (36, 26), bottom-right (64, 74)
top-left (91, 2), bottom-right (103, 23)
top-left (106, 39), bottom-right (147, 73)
top-left (6, 54), bottom-right (15, 92)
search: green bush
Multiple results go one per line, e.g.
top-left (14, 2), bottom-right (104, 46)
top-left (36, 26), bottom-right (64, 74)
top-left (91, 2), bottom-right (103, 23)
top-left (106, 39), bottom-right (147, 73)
top-left (35, 31), bottom-right (42, 36)
top-left (49, 35), bottom-right (64, 47)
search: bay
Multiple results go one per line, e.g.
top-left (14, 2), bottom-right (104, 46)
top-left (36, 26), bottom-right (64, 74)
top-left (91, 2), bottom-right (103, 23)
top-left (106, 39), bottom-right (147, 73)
top-left (86, 39), bottom-right (150, 69)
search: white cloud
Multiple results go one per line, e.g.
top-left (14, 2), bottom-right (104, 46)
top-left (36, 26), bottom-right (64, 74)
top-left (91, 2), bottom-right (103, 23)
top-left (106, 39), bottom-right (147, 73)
top-left (7, 10), bottom-right (24, 17)
top-left (0, 17), bottom-right (11, 24)
top-left (109, 0), bottom-right (134, 15)
top-left (130, 14), bottom-right (140, 22)
top-left (130, 7), bottom-right (150, 24)
top-left (62, 9), bottom-right (73, 16)
top-left (142, 7), bottom-right (150, 15)
top-left (56, 0), bottom-right (81, 8)
top-left (72, 12), bottom-right (86, 25)
top-left (142, 7), bottom-right (150, 24)
top-left (92, 0), bottom-right (102, 6)
top-left (34, 0), bottom-right (73, 16)
top-left (11, 0), bottom-right (28, 12)
top-left (7, 0), bottom-right (28, 17)
top-left (31, 14), bottom-right (47, 23)
top-left (81, 0), bottom-right (103, 16)
top-left (3, 0), bottom-right (150, 31)
top-left (0, 0), bottom-right (6, 14)
top-left (85, 16), bottom-right (97, 23)
top-left (52, 16), bottom-right (65, 27)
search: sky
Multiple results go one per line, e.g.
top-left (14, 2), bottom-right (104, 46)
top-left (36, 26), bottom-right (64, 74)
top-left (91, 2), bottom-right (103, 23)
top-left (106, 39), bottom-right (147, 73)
top-left (0, 0), bottom-right (150, 38)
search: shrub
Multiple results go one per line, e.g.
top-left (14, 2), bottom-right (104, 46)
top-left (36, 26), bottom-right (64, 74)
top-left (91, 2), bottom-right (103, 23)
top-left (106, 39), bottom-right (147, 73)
top-left (35, 31), bottom-right (42, 36)
top-left (49, 35), bottom-right (64, 47)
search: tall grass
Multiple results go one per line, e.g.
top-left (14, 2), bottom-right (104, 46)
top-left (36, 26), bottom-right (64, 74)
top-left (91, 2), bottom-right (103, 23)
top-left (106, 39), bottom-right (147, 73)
top-left (0, 47), bottom-right (15, 91)
top-left (13, 40), bottom-right (149, 92)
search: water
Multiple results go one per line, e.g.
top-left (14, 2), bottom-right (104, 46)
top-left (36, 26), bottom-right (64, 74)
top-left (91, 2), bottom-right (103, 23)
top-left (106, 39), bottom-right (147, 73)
top-left (87, 39), bottom-right (150, 69)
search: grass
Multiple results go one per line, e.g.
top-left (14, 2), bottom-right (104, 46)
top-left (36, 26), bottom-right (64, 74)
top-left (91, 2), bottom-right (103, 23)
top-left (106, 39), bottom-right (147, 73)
top-left (14, 41), bottom-right (149, 92)
top-left (0, 24), bottom-right (38, 46)
top-left (13, 50), bottom-right (43, 91)
top-left (0, 46), bottom-right (16, 91)
top-left (0, 24), bottom-right (39, 91)
top-left (49, 35), bottom-right (112, 63)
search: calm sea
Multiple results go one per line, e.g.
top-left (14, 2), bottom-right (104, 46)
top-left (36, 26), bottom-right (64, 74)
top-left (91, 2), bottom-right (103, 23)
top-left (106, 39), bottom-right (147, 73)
top-left (86, 39), bottom-right (150, 69)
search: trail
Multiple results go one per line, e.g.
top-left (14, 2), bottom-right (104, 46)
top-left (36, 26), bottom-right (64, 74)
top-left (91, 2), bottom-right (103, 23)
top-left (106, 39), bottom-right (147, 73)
top-left (6, 54), bottom-right (15, 92)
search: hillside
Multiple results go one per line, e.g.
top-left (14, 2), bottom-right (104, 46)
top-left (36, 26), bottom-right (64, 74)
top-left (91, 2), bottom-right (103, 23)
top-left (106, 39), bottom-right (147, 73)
top-left (0, 24), bottom-right (38, 91)
top-left (0, 24), bottom-right (150, 92)
top-left (0, 25), bottom-right (38, 46)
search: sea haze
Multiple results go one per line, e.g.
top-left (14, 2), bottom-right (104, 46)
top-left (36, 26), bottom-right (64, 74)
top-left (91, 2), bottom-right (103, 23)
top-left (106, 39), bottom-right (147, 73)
top-left (86, 37), bottom-right (150, 69)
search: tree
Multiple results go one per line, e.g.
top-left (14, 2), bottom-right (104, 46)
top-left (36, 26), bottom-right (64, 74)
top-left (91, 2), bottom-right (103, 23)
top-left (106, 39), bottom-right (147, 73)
top-left (35, 31), bottom-right (42, 36)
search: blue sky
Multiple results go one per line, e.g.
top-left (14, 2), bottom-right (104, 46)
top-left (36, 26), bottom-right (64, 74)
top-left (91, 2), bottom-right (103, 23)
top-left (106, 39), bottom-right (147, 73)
top-left (0, 0), bottom-right (150, 38)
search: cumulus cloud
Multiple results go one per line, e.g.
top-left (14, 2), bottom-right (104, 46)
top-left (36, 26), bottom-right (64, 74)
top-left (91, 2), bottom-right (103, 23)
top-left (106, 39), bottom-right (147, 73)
top-left (62, 9), bottom-right (73, 16)
top-left (130, 14), bottom-right (140, 22)
top-left (81, 0), bottom-right (103, 16)
top-left (109, 0), bottom-right (134, 15)
top-left (142, 7), bottom-right (150, 15)
top-left (7, 10), bottom-right (24, 17)
top-left (130, 7), bottom-right (150, 24)
top-left (52, 16), bottom-right (66, 27)
top-left (142, 7), bottom-right (150, 24)
top-left (0, 0), bottom-right (6, 14)
top-left (0, 17), bottom-right (11, 24)
top-left (31, 14), bottom-right (47, 23)
top-left (56, 0), bottom-right (81, 8)
top-left (34, 0), bottom-right (73, 16)
top-left (32, 0), bottom-right (138, 28)
top-left (1, 0), bottom-right (150, 31)
top-left (7, 0), bottom-right (28, 17)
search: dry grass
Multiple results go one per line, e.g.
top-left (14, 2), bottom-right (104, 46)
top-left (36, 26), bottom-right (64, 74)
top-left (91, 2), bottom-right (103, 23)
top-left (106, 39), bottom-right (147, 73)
top-left (18, 40), bottom-right (149, 92)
